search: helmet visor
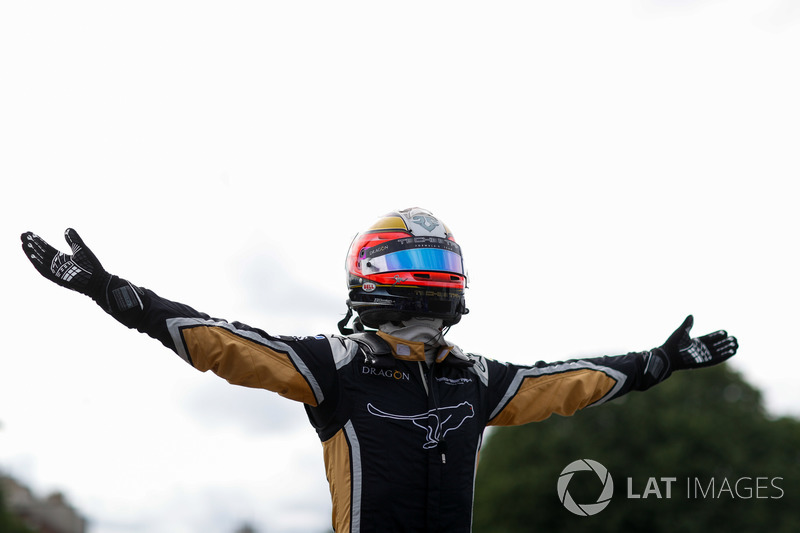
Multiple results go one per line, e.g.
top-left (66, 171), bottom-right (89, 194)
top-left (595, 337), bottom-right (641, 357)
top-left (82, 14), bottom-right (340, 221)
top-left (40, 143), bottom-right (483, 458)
top-left (360, 237), bottom-right (465, 276)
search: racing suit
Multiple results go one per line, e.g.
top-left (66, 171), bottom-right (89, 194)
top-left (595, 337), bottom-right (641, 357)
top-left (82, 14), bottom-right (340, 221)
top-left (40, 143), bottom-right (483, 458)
top-left (116, 286), bottom-right (667, 533)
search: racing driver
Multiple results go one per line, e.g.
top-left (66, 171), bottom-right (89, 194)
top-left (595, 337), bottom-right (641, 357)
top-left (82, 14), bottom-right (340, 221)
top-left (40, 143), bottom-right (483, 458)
top-left (21, 207), bottom-right (738, 532)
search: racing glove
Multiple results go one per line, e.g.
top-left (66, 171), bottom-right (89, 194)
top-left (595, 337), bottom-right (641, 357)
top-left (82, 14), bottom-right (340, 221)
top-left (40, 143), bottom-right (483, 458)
top-left (21, 229), bottom-right (145, 324)
top-left (641, 315), bottom-right (738, 387)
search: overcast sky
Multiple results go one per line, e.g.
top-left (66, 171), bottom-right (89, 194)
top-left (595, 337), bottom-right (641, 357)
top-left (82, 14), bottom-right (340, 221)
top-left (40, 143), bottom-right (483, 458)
top-left (1, 1), bottom-right (799, 532)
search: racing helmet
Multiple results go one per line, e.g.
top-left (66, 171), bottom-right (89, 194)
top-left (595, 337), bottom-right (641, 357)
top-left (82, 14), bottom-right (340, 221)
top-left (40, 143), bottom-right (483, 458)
top-left (344, 207), bottom-right (468, 329)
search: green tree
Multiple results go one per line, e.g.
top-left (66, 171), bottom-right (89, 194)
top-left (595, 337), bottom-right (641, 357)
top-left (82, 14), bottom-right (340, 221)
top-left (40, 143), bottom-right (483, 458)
top-left (473, 365), bottom-right (800, 533)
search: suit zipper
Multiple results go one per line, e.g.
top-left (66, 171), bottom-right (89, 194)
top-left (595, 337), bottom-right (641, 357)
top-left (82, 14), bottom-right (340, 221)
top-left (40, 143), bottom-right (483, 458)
top-left (418, 361), bottom-right (429, 396)
top-left (420, 361), bottom-right (447, 464)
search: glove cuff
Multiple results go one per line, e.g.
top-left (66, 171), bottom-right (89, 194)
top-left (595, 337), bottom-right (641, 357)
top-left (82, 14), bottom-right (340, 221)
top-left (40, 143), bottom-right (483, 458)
top-left (90, 274), bottom-right (147, 328)
top-left (637, 348), bottom-right (673, 390)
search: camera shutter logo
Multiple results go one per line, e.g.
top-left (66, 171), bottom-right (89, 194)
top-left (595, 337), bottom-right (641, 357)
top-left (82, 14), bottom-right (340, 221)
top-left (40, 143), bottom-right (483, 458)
top-left (557, 459), bottom-right (614, 516)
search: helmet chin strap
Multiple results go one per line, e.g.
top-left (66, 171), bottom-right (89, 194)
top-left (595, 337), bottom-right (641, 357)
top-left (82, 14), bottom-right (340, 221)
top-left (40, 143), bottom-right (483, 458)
top-left (337, 300), bottom-right (366, 335)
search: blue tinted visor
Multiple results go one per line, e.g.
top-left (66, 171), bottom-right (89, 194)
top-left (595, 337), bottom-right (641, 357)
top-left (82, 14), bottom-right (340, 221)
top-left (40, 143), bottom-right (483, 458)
top-left (361, 238), bottom-right (465, 276)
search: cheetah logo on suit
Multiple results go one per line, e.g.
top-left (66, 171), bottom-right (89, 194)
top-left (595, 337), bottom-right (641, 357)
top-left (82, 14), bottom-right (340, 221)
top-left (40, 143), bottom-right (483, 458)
top-left (367, 401), bottom-right (475, 449)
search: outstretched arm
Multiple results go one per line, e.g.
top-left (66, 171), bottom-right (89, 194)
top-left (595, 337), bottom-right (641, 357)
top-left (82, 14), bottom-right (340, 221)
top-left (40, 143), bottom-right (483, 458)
top-left (485, 316), bottom-right (738, 427)
top-left (21, 229), bottom-right (337, 406)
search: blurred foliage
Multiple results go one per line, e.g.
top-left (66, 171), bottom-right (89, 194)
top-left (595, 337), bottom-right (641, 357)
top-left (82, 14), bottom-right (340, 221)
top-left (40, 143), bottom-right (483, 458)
top-left (473, 364), bottom-right (800, 533)
top-left (0, 487), bottom-right (35, 533)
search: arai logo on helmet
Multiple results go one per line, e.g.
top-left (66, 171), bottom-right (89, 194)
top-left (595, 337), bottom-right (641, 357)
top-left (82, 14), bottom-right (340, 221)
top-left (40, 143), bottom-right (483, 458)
top-left (362, 282), bottom-right (377, 292)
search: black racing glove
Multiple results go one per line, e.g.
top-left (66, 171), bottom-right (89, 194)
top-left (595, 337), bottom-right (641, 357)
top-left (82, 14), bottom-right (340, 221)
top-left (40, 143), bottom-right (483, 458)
top-left (21, 229), bottom-right (145, 321)
top-left (642, 315), bottom-right (738, 387)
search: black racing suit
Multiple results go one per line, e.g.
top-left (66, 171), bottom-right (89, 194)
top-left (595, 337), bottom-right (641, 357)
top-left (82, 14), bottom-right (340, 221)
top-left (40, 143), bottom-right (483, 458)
top-left (115, 286), bottom-right (666, 532)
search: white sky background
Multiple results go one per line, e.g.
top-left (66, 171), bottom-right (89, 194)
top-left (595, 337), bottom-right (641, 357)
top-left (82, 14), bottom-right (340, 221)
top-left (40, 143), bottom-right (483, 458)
top-left (1, 1), bottom-right (799, 532)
